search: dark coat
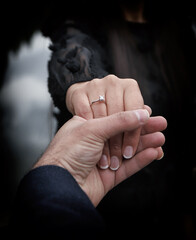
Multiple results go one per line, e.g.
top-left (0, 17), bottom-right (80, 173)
top-left (10, 165), bottom-right (104, 239)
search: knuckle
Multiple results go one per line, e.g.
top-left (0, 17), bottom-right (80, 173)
top-left (72, 87), bottom-right (81, 97)
top-left (116, 111), bottom-right (130, 125)
top-left (128, 78), bottom-right (139, 88)
top-left (90, 78), bottom-right (100, 85)
top-left (78, 109), bottom-right (92, 119)
top-left (106, 74), bottom-right (118, 80)
top-left (79, 110), bottom-right (91, 119)
top-left (105, 74), bottom-right (122, 89)
top-left (76, 103), bottom-right (92, 119)
top-left (105, 74), bottom-right (119, 84)
top-left (87, 78), bottom-right (100, 89)
top-left (71, 89), bottom-right (83, 104)
top-left (126, 81), bottom-right (144, 107)
top-left (131, 78), bottom-right (138, 85)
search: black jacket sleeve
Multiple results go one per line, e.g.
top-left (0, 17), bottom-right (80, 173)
top-left (48, 21), bottom-right (109, 114)
top-left (9, 165), bottom-right (105, 238)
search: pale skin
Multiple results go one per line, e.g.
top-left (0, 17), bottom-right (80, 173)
top-left (64, 3), bottom-right (150, 170)
top-left (34, 109), bottom-right (167, 206)
top-left (66, 75), bottom-right (158, 170)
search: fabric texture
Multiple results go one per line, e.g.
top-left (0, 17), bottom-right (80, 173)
top-left (9, 165), bottom-right (104, 238)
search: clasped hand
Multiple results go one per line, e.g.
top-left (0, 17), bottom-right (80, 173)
top-left (35, 109), bottom-right (166, 206)
top-left (66, 75), bottom-right (165, 170)
top-left (34, 75), bottom-right (167, 206)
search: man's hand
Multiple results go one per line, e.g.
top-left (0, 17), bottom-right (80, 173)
top-left (34, 109), bottom-right (167, 206)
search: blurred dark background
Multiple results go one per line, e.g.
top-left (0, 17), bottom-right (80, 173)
top-left (0, 0), bottom-right (195, 238)
top-left (0, 2), bottom-right (56, 234)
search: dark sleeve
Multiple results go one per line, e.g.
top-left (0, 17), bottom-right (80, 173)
top-left (9, 165), bottom-right (105, 238)
top-left (48, 21), bottom-right (109, 113)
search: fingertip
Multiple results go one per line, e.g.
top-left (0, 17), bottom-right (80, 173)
top-left (144, 105), bottom-right (152, 116)
top-left (123, 145), bottom-right (133, 159)
top-left (156, 147), bottom-right (164, 160)
top-left (109, 156), bottom-right (121, 171)
top-left (160, 116), bottom-right (168, 130)
top-left (98, 154), bottom-right (109, 169)
top-left (134, 109), bottom-right (150, 124)
top-left (157, 152), bottom-right (164, 160)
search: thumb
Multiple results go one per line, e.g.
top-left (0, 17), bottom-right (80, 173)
top-left (88, 109), bottom-right (150, 141)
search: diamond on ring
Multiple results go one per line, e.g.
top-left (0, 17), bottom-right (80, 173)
top-left (99, 95), bottom-right (105, 101)
top-left (91, 95), bottom-right (105, 105)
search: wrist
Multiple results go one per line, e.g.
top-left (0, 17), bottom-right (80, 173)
top-left (33, 153), bottom-right (87, 187)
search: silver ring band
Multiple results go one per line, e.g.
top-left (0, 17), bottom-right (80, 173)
top-left (91, 95), bottom-right (105, 105)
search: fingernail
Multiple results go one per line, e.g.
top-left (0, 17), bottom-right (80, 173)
top-left (110, 156), bottom-right (119, 171)
top-left (99, 155), bottom-right (109, 169)
top-left (134, 109), bottom-right (150, 124)
top-left (157, 152), bottom-right (164, 160)
top-left (123, 146), bottom-right (133, 159)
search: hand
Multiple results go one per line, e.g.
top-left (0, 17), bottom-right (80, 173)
top-left (34, 109), bottom-right (167, 206)
top-left (66, 75), bottom-right (145, 170)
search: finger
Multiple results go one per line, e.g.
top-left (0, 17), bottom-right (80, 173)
top-left (123, 79), bottom-right (144, 110)
top-left (115, 147), bottom-right (159, 185)
top-left (85, 78), bottom-right (107, 119)
top-left (156, 147), bottom-right (164, 160)
top-left (90, 93), bottom-right (110, 168)
top-left (106, 85), bottom-right (124, 170)
top-left (122, 127), bottom-right (143, 159)
top-left (70, 89), bottom-right (93, 120)
top-left (123, 120), bottom-right (166, 159)
top-left (90, 94), bottom-right (107, 119)
top-left (122, 81), bottom-right (144, 159)
top-left (141, 116), bottom-right (167, 135)
top-left (144, 105), bottom-right (152, 116)
top-left (89, 109), bottom-right (150, 142)
top-left (137, 132), bottom-right (165, 153)
top-left (88, 82), bottom-right (109, 169)
top-left (98, 141), bottom-right (110, 169)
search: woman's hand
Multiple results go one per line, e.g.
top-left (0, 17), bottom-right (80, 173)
top-left (66, 75), bottom-right (146, 170)
top-left (34, 110), bottom-right (167, 206)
